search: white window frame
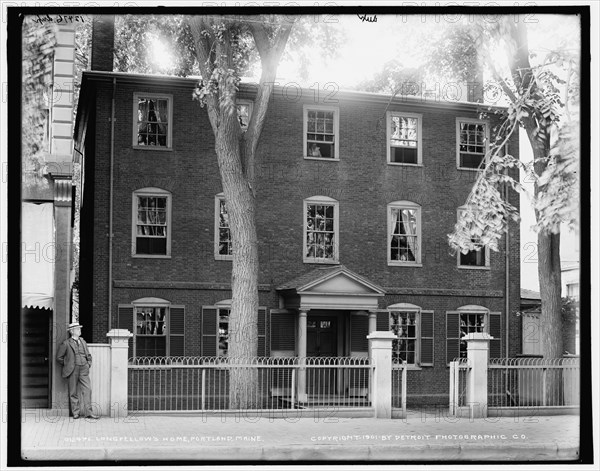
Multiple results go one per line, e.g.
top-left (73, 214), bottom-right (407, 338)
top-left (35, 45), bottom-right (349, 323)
top-left (303, 195), bottom-right (339, 264)
top-left (388, 303), bottom-right (422, 368)
top-left (388, 201), bottom-right (422, 266)
top-left (132, 92), bottom-right (173, 150)
top-left (214, 193), bottom-right (232, 261)
top-left (236, 99), bottom-right (253, 132)
top-left (456, 117), bottom-right (489, 170)
top-left (387, 111), bottom-right (423, 166)
top-left (303, 104), bottom-right (340, 161)
top-left (131, 187), bottom-right (172, 258)
top-left (456, 206), bottom-right (490, 269)
top-left (132, 297), bottom-right (171, 358)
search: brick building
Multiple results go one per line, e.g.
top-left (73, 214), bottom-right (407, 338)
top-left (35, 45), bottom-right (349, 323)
top-left (74, 64), bottom-right (521, 405)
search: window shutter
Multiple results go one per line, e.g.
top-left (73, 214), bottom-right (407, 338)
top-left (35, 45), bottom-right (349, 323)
top-left (257, 307), bottom-right (267, 357)
top-left (420, 310), bottom-right (434, 366)
top-left (350, 314), bottom-right (369, 352)
top-left (169, 305), bottom-right (185, 357)
top-left (201, 307), bottom-right (217, 357)
top-left (118, 304), bottom-right (134, 360)
top-left (376, 311), bottom-right (389, 331)
top-left (270, 311), bottom-right (295, 353)
top-left (488, 311), bottom-right (502, 359)
top-left (446, 311), bottom-right (460, 364)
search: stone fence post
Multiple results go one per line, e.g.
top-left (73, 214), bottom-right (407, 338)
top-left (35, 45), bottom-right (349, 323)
top-left (367, 331), bottom-right (396, 419)
top-left (106, 329), bottom-right (132, 418)
top-left (465, 332), bottom-right (492, 419)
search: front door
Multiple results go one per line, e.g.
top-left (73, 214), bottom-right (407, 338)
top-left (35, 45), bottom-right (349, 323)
top-left (307, 316), bottom-right (337, 396)
top-left (307, 317), bottom-right (337, 357)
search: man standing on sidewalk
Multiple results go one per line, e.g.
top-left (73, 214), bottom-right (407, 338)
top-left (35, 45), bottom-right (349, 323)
top-left (56, 322), bottom-right (99, 419)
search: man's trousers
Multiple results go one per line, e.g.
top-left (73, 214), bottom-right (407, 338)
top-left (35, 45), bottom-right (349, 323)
top-left (67, 364), bottom-right (92, 417)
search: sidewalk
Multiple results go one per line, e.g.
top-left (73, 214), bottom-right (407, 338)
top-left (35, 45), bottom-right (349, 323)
top-left (20, 408), bottom-right (580, 462)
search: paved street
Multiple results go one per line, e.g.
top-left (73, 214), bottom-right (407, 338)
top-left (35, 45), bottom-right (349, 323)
top-left (19, 408), bottom-right (580, 463)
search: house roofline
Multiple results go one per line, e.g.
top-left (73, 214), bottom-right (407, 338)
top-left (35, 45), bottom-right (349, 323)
top-left (79, 70), bottom-right (509, 113)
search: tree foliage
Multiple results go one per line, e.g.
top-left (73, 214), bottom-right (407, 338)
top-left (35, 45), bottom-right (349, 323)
top-left (448, 17), bottom-right (580, 255)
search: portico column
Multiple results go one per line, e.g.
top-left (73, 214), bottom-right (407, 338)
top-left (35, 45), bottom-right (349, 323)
top-left (368, 311), bottom-right (377, 334)
top-left (297, 310), bottom-right (308, 402)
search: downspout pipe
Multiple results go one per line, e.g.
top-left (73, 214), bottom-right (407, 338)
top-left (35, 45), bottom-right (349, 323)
top-left (108, 77), bottom-right (116, 332)
top-left (504, 144), bottom-right (510, 359)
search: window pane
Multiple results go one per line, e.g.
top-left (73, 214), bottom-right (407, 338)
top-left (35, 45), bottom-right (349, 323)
top-left (390, 311), bottom-right (418, 364)
top-left (218, 309), bottom-right (230, 357)
top-left (391, 147), bottom-right (418, 164)
top-left (390, 207), bottom-right (419, 262)
top-left (137, 96), bottom-right (169, 147)
top-left (306, 109), bottom-right (336, 158)
top-left (306, 203), bottom-right (336, 260)
top-left (459, 312), bottom-right (486, 357)
top-left (218, 199), bottom-right (233, 256)
top-left (460, 248), bottom-right (486, 266)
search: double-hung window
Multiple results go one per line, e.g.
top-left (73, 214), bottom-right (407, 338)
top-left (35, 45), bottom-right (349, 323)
top-left (388, 201), bottom-right (421, 265)
top-left (456, 118), bottom-right (488, 169)
top-left (446, 306), bottom-right (501, 363)
top-left (214, 194), bottom-right (232, 260)
top-left (457, 206), bottom-right (489, 268)
top-left (132, 188), bottom-right (171, 257)
top-left (387, 304), bottom-right (434, 367)
top-left (304, 105), bottom-right (339, 160)
top-left (387, 112), bottom-right (422, 165)
top-left (201, 302), bottom-right (267, 357)
top-left (117, 298), bottom-right (185, 360)
top-left (135, 306), bottom-right (168, 357)
top-left (133, 93), bottom-right (173, 148)
top-left (304, 196), bottom-right (339, 263)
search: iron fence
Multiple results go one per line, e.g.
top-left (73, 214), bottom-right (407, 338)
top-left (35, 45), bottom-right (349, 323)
top-left (488, 357), bottom-right (580, 408)
top-left (391, 361), bottom-right (407, 414)
top-left (449, 358), bottom-right (470, 415)
top-left (128, 356), bottom-right (374, 412)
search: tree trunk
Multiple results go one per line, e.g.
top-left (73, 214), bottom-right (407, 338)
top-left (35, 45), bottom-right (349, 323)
top-left (214, 114), bottom-right (260, 410)
top-left (531, 139), bottom-right (564, 405)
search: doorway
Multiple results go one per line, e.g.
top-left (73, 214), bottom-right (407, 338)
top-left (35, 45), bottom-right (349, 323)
top-left (21, 308), bottom-right (52, 408)
top-left (306, 315), bottom-right (338, 396)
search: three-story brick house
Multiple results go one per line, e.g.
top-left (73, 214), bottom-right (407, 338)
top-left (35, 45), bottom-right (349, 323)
top-left (74, 69), bottom-right (521, 406)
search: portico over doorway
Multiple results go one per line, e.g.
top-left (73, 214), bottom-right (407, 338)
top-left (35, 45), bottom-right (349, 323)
top-left (277, 265), bottom-right (386, 358)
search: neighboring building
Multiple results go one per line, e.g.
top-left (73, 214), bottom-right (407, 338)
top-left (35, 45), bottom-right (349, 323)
top-left (21, 21), bottom-right (76, 408)
top-left (561, 262), bottom-right (580, 355)
top-left (519, 288), bottom-right (578, 356)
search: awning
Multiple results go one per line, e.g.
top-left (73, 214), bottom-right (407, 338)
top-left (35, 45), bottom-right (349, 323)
top-left (22, 202), bottom-right (54, 310)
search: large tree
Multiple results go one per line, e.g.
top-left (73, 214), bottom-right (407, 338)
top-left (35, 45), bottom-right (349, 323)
top-left (443, 17), bottom-right (580, 361)
top-left (107, 14), bottom-right (339, 408)
top-left (187, 16), bottom-right (293, 407)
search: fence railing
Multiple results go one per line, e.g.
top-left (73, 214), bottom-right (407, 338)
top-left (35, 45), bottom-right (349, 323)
top-left (488, 357), bottom-right (580, 408)
top-left (128, 356), bottom-right (374, 412)
top-left (391, 361), bottom-right (407, 414)
top-left (449, 358), bottom-right (470, 415)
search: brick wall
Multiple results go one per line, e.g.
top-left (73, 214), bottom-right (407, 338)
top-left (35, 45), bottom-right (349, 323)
top-left (81, 74), bottom-right (521, 405)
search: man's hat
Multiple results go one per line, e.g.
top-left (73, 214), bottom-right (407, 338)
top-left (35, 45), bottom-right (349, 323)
top-left (68, 322), bottom-right (82, 330)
